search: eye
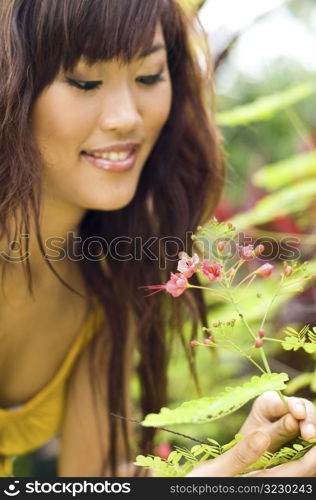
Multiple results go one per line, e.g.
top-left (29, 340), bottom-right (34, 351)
top-left (66, 78), bottom-right (102, 91)
top-left (136, 72), bottom-right (165, 86)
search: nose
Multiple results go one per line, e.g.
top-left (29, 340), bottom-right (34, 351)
top-left (99, 83), bottom-right (142, 135)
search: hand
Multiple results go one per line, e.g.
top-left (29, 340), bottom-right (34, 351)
top-left (186, 429), bottom-right (316, 477)
top-left (238, 391), bottom-right (316, 452)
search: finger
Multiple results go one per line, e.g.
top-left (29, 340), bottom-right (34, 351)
top-left (288, 398), bottom-right (316, 440)
top-left (186, 431), bottom-right (270, 477)
top-left (263, 413), bottom-right (299, 452)
top-left (253, 391), bottom-right (289, 420)
top-left (254, 442), bottom-right (316, 477)
top-left (287, 397), bottom-right (307, 420)
top-left (300, 402), bottom-right (316, 441)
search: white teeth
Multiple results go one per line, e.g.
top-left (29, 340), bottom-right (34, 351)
top-left (87, 151), bottom-right (132, 161)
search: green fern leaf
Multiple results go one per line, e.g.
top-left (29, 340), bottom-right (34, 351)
top-left (134, 455), bottom-right (185, 477)
top-left (244, 438), bottom-right (316, 473)
top-left (135, 437), bottom-right (316, 477)
top-left (282, 336), bottom-right (306, 351)
top-left (142, 373), bottom-right (288, 426)
top-left (282, 325), bottom-right (316, 353)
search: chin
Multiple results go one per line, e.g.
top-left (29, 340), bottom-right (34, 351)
top-left (84, 189), bottom-right (138, 212)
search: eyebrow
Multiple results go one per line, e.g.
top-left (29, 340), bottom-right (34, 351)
top-left (139, 43), bottom-right (167, 59)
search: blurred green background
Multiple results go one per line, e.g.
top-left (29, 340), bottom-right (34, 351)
top-left (15, 0), bottom-right (316, 475)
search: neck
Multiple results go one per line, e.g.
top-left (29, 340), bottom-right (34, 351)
top-left (0, 196), bottom-right (87, 290)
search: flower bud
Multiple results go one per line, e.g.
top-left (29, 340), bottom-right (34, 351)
top-left (254, 244), bottom-right (265, 256)
top-left (190, 340), bottom-right (198, 347)
top-left (255, 263), bottom-right (274, 277)
top-left (203, 338), bottom-right (212, 345)
top-left (255, 339), bottom-right (264, 348)
top-left (284, 266), bottom-right (293, 277)
top-left (217, 241), bottom-right (226, 252)
top-left (258, 329), bottom-right (266, 338)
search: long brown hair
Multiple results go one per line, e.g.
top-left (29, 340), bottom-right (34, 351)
top-left (0, 0), bottom-right (224, 476)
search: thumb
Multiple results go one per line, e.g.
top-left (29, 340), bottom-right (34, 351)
top-left (186, 431), bottom-right (270, 477)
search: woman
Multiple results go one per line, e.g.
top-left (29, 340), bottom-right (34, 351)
top-left (0, 0), bottom-right (315, 478)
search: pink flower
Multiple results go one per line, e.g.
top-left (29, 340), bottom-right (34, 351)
top-left (237, 244), bottom-right (254, 260)
top-left (165, 272), bottom-right (188, 297)
top-left (177, 252), bottom-right (199, 278)
top-left (255, 263), bottom-right (274, 277)
top-left (201, 260), bottom-right (223, 282)
top-left (139, 272), bottom-right (188, 298)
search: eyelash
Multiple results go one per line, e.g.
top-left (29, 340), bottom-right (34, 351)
top-left (66, 72), bottom-right (165, 92)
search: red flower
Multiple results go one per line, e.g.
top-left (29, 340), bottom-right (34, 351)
top-left (201, 260), bottom-right (223, 282)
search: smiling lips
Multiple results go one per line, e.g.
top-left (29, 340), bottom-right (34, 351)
top-left (81, 143), bottom-right (140, 172)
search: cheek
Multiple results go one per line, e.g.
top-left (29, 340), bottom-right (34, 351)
top-left (31, 86), bottom-right (94, 158)
top-left (143, 85), bottom-right (172, 140)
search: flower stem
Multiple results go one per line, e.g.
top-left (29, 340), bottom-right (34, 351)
top-left (188, 284), bottom-right (229, 301)
top-left (235, 270), bottom-right (257, 290)
top-left (277, 390), bottom-right (288, 408)
top-left (227, 260), bottom-right (244, 287)
top-left (227, 340), bottom-right (266, 374)
top-left (225, 287), bottom-right (257, 341)
top-left (259, 275), bottom-right (285, 332)
top-left (258, 346), bottom-right (271, 374)
top-left (263, 337), bottom-right (283, 343)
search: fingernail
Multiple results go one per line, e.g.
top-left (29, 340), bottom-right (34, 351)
top-left (304, 424), bottom-right (316, 440)
top-left (250, 431), bottom-right (270, 451)
top-left (295, 403), bottom-right (305, 416)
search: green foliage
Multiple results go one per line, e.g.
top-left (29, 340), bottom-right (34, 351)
top-left (216, 82), bottom-right (316, 127)
top-left (142, 373), bottom-right (288, 426)
top-left (253, 151), bottom-right (316, 190)
top-left (282, 325), bottom-right (316, 354)
top-left (241, 438), bottom-right (316, 473)
top-left (135, 435), bottom-right (316, 477)
top-left (284, 369), bottom-right (316, 396)
top-left (230, 179), bottom-right (316, 229)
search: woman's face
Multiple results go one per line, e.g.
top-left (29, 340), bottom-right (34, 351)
top-left (31, 24), bottom-right (172, 212)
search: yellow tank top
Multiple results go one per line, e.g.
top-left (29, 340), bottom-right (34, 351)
top-left (0, 300), bottom-right (104, 477)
